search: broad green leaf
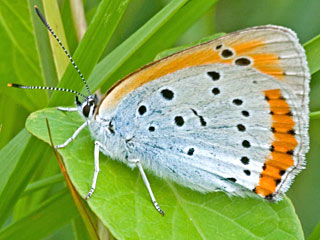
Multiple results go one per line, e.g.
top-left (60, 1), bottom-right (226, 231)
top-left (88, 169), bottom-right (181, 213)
top-left (26, 108), bottom-right (304, 239)
top-left (0, 189), bottom-right (78, 240)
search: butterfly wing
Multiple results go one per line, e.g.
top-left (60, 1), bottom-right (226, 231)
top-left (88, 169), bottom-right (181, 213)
top-left (101, 25), bottom-right (309, 200)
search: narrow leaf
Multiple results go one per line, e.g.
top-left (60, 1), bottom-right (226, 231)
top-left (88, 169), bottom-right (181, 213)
top-left (42, 1), bottom-right (70, 80)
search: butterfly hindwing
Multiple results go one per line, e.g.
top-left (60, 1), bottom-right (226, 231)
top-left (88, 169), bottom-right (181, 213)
top-left (111, 62), bottom-right (308, 200)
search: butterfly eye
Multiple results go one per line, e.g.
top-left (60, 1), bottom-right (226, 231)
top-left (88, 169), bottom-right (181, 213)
top-left (82, 104), bottom-right (91, 118)
top-left (82, 98), bottom-right (97, 118)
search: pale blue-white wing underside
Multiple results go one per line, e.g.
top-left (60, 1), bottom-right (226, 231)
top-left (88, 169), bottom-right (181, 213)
top-left (106, 63), bottom-right (306, 197)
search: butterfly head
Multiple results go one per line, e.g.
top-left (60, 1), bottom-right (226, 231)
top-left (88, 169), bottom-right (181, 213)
top-left (76, 94), bottom-right (99, 119)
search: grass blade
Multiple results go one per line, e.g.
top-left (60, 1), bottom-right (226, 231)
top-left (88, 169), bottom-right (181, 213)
top-left (42, 1), bottom-right (70, 80)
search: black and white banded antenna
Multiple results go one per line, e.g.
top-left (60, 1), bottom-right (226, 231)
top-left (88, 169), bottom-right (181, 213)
top-left (8, 6), bottom-right (90, 98)
top-left (7, 83), bottom-right (87, 98)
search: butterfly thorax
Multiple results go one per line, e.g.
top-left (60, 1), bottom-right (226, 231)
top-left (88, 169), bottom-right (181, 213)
top-left (88, 113), bottom-right (137, 166)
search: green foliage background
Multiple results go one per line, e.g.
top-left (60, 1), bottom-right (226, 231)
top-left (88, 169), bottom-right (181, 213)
top-left (0, 0), bottom-right (319, 239)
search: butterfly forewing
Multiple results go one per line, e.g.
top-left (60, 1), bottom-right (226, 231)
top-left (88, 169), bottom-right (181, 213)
top-left (98, 25), bottom-right (309, 200)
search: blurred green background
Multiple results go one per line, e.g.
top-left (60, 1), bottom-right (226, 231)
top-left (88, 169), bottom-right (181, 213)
top-left (0, 0), bottom-right (319, 239)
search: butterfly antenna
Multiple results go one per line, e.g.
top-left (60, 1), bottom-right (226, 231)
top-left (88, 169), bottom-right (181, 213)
top-left (34, 5), bottom-right (91, 95)
top-left (7, 83), bottom-right (87, 98)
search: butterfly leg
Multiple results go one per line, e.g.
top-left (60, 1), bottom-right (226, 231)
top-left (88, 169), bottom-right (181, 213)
top-left (129, 159), bottom-right (165, 216)
top-left (85, 140), bottom-right (102, 199)
top-left (55, 121), bottom-right (89, 149)
top-left (56, 107), bottom-right (78, 112)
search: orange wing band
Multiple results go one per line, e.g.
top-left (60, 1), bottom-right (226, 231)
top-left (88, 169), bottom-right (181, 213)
top-left (254, 89), bottom-right (297, 198)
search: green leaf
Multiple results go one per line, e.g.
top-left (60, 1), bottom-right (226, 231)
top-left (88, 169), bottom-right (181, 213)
top-left (26, 108), bottom-right (304, 239)
top-left (0, 189), bottom-right (78, 240)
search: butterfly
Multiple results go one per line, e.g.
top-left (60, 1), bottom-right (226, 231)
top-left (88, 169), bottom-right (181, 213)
top-left (9, 6), bottom-right (309, 215)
